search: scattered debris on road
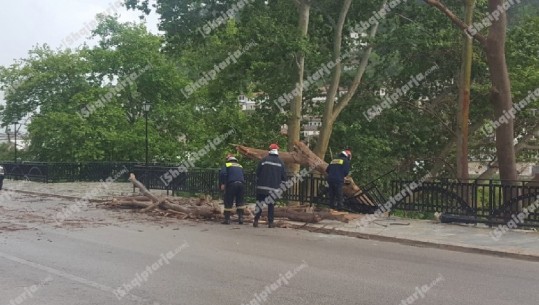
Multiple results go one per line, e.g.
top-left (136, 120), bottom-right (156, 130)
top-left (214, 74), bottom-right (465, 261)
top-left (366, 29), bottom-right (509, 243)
top-left (103, 174), bottom-right (364, 226)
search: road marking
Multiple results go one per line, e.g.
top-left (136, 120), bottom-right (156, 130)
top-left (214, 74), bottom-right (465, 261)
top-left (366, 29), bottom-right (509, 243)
top-left (0, 251), bottom-right (158, 304)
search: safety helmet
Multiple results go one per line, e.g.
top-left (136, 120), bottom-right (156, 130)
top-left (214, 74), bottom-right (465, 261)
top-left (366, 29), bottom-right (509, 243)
top-left (341, 149), bottom-right (352, 160)
top-left (269, 143), bottom-right (279, 155)
top-left (269, 143), bottom-right (279, 150)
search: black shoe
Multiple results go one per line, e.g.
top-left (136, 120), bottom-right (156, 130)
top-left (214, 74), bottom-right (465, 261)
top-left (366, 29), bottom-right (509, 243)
top-left (268, 222), bottom-right (275, 228)
top-left (221, 211), bottom-right (231, 225)
top-left (253, 217), bottom-right (259, 227)
top-left (237, 209), bottom-right (244, 225)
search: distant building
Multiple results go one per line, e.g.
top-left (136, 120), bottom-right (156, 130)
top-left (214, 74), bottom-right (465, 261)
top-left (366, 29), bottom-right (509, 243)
top-left (238, 94), bottom-right (256, 112)
top-left (238, 89), bottom-right (346, 141)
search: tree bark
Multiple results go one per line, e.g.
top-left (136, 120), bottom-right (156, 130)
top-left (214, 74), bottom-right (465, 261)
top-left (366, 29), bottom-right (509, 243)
top-left (424, 0), bottom-right (487, 47)
top-left (485, 0), bottom-right (517, 183)
top-left (424, 0), bottom-right (518, 183)
top-left (476, 123), bottom-right (539, 180)
top-left (314, 0), bottom-right (351, 159)
top-left (287, 0), bottom-right (311, 173)
top-left (456, 0), bottom-right (475, 181)
top-left (128, 173), bottom-right (162, 212)
top-left (235, 141), bottom-right (375, 206)
top-left (426, 121), bottom-right (485, 179)
top-left (314, 0), bottom-right (386, 159)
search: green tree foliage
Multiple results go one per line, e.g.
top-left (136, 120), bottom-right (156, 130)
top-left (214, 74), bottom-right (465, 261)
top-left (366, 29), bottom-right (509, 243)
top-left (0, 14), bottom-right (282, 167)
top-left (1, 0), bottom-right (537, 181)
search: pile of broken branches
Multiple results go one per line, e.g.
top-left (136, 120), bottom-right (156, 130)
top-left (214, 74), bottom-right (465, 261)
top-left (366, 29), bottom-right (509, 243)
top-left (104, 174), bottom-right (363, 224)
top-left (106, 174), bottom-right (223, 220)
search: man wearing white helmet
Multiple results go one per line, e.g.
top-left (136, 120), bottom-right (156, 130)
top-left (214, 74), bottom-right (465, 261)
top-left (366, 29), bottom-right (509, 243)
top-left (254, 143), bottom-right (287, 228)
top-left (219, 154), bottom-right (245, 224)
top-left (325, 148), bottom-right (351, 210)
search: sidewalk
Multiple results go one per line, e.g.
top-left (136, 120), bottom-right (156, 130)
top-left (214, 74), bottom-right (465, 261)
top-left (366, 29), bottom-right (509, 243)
top-left (3, 180), bottom-right (169, 201)
top-left (4, 180), bottom-right (539, 261)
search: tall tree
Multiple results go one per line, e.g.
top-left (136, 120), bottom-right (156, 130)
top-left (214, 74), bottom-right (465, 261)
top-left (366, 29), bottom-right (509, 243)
top-left (456, 0), bottom-right (475, 180)
top-left (124, 0), bottom-right (389, 161)
top-left (314, 0), bottom-right (385, 159)
top-left (0, 17), bottom-right (203, 162)
top-left (287, 0), bottom-right (311, 172)
top-left (424, 0), bottom-right (518, 182)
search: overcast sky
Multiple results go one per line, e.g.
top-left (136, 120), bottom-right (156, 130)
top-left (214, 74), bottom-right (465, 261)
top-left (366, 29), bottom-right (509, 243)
top-left (0, 0), bottom-right (159, 68)
top-left (0, 0), bottom-right (160, 130)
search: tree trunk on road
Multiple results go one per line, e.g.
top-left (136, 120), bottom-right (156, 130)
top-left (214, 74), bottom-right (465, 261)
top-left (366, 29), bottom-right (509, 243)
top-left (235, 141), bottom-right (375, 207)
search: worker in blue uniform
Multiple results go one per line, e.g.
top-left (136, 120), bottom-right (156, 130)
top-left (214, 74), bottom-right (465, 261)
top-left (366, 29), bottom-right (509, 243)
top-left (325, 149), bottom-right (351, 210)
top-left (219, 154), bottom-right (245, 224)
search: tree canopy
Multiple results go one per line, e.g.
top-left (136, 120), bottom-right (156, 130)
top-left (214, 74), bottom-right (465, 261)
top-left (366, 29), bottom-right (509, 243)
top-left (0, 0), bottom-right (537, 181)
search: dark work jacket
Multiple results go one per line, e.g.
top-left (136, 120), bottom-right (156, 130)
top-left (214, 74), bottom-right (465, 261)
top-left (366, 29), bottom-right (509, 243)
top-left (219, 161), bottom-right (245, 185)
top-left (326, 155), bottom-right (350, 184)
top-left (256, 154), bottom-right (287, 195)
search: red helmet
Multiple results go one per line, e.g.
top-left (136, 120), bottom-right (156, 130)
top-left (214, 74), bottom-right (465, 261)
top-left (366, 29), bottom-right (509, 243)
top-left (341, 149), bottom-right (352, 160)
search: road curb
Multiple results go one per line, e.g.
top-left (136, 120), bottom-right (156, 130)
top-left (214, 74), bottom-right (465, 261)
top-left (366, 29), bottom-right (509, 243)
top-left (286, 223), bottom-right (539, 262)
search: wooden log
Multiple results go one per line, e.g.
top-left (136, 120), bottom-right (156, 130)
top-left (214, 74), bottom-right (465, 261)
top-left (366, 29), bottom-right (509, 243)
top-left (128, 174), bottom-right (160, 201)
top-left (108, 197), bottom-right (363, 223)
top-left (128, 173), bottom-right (163, 212)
top-left (252, 206), bottom-right (321, 223)
top-left (160, 199), bottom-right (220, 218)
top-left (112, 196), bottom-right (153, 202)
top-left (235, 141), bottom-right (375, 206)
top-left (120, 174), bottom-right (223, 218)
top-left (256, 209), bottom-right (321, 223)
top-left (315, 211), bottom-right (362, 222)
top-left (111, 175), bottom-right (365, 223)
top-left (109, 200), bottom-right (152, 209)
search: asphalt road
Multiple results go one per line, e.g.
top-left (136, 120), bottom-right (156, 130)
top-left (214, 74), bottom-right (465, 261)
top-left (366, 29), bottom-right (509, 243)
top-left (1, 193), bottom-right (539, 305)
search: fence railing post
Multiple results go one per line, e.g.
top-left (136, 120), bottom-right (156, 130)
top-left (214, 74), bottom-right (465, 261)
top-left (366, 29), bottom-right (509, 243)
top-left (488, 179), bottom-right (494, 227)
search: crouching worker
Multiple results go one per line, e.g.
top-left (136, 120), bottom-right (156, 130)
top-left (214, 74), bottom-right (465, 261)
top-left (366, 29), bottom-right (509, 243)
top-left (219, 154), bottom-right (245, 225)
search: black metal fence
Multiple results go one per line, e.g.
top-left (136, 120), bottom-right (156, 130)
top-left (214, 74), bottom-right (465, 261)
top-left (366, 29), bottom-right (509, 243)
top-left (1, 162), bottom-right (138, 182)
top-left (132, 165), bottom-right (331, 206)
top-left (0, 162), bottom-right (333, 206)
top-left (392, 179), bottom-right (539, 227)
top-left (3, 161), bottom-right (538, 226)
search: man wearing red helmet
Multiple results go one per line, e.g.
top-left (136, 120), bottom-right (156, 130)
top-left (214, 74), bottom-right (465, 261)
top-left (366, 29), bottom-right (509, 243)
top-left (325, 148), bottom-right (351, 210)
top-left (219, 154), bottom-right (245, 225)
top-left (254, 143), bottom-right (287, 228)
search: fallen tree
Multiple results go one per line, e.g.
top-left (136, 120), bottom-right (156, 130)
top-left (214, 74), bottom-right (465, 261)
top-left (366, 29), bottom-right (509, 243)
top-left (235, 141), bottom-right (377, 210)
top-left (109, 173), bottom-right (224, 218)
top-left (103, 174), bottom-right (365, 224)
